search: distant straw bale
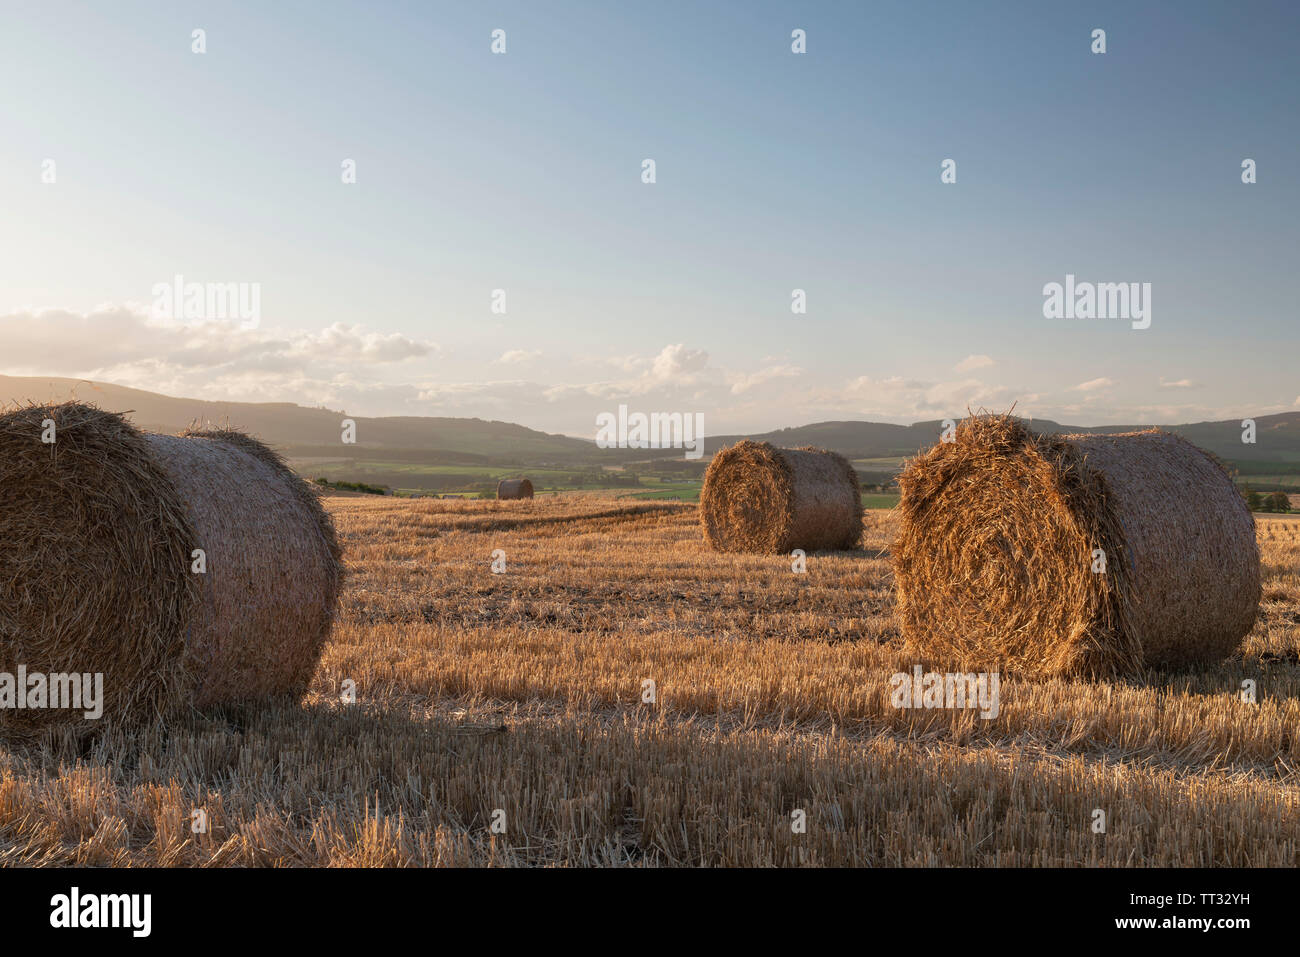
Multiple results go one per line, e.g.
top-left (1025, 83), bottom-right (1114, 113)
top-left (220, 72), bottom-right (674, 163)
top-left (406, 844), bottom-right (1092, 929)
top-left (0, 402), bottom-right (342, 740)
top-left (892, 414), bottom-right (1259, 677)
top-left (497, 478), bottom-right (534, 500)
top-left (699, 440), bottom-right (863, 553)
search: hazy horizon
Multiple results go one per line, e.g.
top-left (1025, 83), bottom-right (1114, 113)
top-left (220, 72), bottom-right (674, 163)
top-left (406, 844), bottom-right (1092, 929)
top-left (3, 372), bottom-right (1295, 442)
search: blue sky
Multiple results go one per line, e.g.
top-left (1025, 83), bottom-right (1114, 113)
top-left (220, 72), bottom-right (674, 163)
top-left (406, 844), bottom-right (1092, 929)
top-left (1, 0), bottom-right (1296, 434)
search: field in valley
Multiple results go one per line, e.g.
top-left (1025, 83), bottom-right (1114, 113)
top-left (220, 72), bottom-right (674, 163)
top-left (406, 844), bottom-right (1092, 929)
top-left (1, 495), bottom-right (1298, 866)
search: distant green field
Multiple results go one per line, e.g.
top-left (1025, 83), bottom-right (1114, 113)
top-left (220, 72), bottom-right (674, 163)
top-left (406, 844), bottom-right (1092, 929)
top-left (302, 458), bottom-right (904, 507)
top-left (294, 459), bottom-right (645, 496)
top-left (619, 486), bottom-right (899, 508)
top-left (347, 462), bottom-right (581, 481)
top-left (852, 457), bottom-right (908, 469)
top-left (621, 482), bottom-right (701, 502)
top-left (1237, 475), bottom-right (1300, 490)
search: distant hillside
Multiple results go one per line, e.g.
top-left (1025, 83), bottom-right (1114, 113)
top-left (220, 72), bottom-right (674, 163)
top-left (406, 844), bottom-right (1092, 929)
top-left (685, 414), bottom-right (1300, 468)
top-left (0, 375), bottom-right (600, 466)
top-left (2, 375), bottom-right (1297, 482)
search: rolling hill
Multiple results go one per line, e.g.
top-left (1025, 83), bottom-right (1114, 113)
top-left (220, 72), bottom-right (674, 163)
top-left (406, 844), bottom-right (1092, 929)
top-left (0, 375), bottom-right (598, 465)
top-left (2, 375), bottom-right (1297, 485)
top-left (693, 415), bottom-right (1300, 470)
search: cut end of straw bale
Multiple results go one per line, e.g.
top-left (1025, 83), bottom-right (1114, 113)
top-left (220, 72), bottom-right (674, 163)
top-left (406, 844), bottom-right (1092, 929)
top-left (892, 414), bottom-right (1260, 678)
top-left (0, 402), bottom-right (342, 741)
top-left (699, 440), bottom-right (863, 553)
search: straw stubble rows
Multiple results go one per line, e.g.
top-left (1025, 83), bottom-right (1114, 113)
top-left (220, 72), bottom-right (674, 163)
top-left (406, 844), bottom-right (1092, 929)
top-left (1, 496), bottom-right (1297, 865)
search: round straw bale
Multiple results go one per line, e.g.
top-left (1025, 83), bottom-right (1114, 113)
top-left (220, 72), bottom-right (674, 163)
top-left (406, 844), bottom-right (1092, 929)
top-left (700, 440), bottom-right (863, 553)
top-left (497, 478), bottom-right (534, 499)
top-left (0, 402), bottom-right (342, 740)
top-left (892, 414), bottom-right (1260, 677)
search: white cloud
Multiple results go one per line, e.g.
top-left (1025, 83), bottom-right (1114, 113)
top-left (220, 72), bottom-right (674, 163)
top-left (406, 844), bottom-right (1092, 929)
top-left (546, 343), bottom-right (713, 402)
top-left (727, 364), bottom-right (802, 395)
top-left (497, 349), bottom-right (541, 364)
top-left (954, 354), bottom-right (993, 373)
top-left (1072, 377), bottom-right (1113, 392)
top-left (4, 310), bottom-right (1287, 435)
top-left (649, 343), bottom-right (709, 381)
top-left (291, 323), bottom-right (433, 363)
top-left (803, 374), bottom-right (1016, 421)
top-left (415, 345), bottom-right (816, 435)
top-left (0, 306), bottom-right (438, 413)
top-left (0, 307), bottom-right (435, 373)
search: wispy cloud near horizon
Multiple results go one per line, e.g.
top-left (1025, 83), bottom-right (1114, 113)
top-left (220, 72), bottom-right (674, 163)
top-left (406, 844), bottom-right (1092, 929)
top-left (1, 306), bottom-right (1295, 434)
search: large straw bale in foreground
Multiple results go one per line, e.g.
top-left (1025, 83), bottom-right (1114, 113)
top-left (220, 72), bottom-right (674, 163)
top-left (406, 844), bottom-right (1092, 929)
top-left (700, 440), bottom-right (862, 553)
top-left (892, 415), bottom-right (1259, 677)
top-left (497, 478), bottom-right (534, 499)
top-left (0, 402), bottom-right (342, 740)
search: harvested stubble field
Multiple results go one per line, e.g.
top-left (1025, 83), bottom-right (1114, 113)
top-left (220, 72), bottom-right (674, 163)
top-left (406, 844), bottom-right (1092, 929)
top-left (2, 495), bottom-right (1299, 866)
